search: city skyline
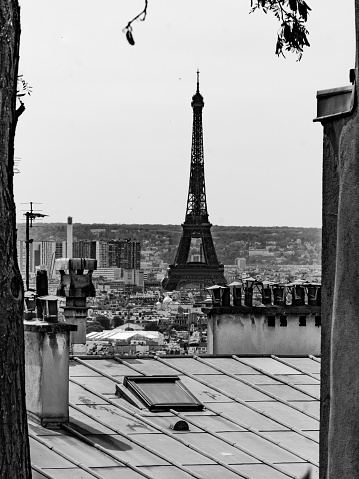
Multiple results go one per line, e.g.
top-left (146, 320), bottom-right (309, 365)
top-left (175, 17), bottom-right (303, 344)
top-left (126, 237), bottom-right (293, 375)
top-left (15, 1), bottom-right (354, 227)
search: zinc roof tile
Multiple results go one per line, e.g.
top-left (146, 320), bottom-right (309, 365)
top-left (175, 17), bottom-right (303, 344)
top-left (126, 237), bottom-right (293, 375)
top-left (232, 463), bottom-right (307, 479)
top-left (279, 358), bottom-right (321, 375)
top-left (90, 467), bottom-right (145, 479)
top-left (36, 469), bottom-right (101, 479)
top-left (257, 384), bottom-right (316, 401)
top-left (216, 431), bottom-right (307, 464)
top-left (251, 402), bottom-right (319, 430)
top-left (200, 357), bottom-right (261, 375)
top-left (136, 465), bottom-right (195, 479)
top-left (236, 358), bottom-right (301, 375)
top-left (263, 431), bottom-right (319, 462)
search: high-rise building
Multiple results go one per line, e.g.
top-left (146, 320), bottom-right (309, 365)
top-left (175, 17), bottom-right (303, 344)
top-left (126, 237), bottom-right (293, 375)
top-left (108, 239), bottom-right (141, 269)
top-left (66, 239), bottom-right (141, 269)
top-left (40, 241), bottom-right (56, 270)
top-left (55, 241), bottom-right (67, 259)
top-left (129, 240), bottom-right (141, 270)
top-left (73, 240), bottom-right (96, 259)
top-left (17, 240), bottom-right (27, 276)
top-left (17, 240), bottom-right (57, 275)
top-left (96, 241), bottom-right (109, 268)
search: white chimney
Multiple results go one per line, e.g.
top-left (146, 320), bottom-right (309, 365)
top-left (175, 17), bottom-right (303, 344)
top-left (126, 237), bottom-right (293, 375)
top-left (24, 321), bottom-right (77, 426)
top-left (67, 216), bottom-right (73, 258)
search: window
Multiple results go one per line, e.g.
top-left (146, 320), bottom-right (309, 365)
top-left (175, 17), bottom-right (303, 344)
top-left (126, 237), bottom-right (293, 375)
top-left (279, 315), bottom-right (287, 327)
top-left (267, 316), bottom-right (275, 327)
top-left (123, 376), bottom-right (204, 412)
top-left (299, 316), bottom-right (307, 327)
top-left (315, 315), bottom-right (321, 327)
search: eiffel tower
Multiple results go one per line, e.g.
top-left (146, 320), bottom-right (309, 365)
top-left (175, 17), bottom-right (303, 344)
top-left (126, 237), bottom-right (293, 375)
top-left (162, 72), bottom-right (226, 291)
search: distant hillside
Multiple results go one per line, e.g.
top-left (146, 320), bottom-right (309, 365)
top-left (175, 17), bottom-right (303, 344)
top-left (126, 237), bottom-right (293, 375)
top-left (16, 223), bottom-right (321, 266)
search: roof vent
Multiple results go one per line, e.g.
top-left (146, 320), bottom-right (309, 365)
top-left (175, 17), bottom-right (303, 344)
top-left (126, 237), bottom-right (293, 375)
top-left (170, 420), bottom-right (189, 431)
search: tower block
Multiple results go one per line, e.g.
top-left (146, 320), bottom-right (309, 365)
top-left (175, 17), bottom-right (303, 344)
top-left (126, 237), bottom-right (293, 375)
top-left (162, 73), bottom-right (226, 291)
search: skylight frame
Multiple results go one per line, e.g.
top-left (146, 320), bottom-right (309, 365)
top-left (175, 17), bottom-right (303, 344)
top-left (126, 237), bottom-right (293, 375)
top-left (123, 375), bottom-right (204, 412)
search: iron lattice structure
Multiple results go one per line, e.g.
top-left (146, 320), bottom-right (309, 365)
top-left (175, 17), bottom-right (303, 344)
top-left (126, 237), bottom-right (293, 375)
top-left (162, 73), bottom-right (226, 291)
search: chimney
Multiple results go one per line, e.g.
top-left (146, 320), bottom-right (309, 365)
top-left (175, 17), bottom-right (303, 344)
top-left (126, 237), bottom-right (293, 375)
top-left (35, 269), bottom-right (48, 319)
top-left (24, 321), bottom-right (77, 426)
top-left (67, 216), bottom-right (73, 258)
top-left (56, 257), bottom-right (97, 355)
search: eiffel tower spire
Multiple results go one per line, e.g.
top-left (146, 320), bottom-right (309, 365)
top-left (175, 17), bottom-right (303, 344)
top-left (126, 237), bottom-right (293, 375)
top-left (162, 73), bottom-right (226, 291)
top-left (185, 69), bottom-right (209, 224)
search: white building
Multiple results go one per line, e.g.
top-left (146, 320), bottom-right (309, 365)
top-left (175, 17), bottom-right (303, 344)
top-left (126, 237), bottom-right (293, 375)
top-left (17, 240), bottom-right (57, 275)
top-left (123, 269), bottom-right (144, 287)
top-left (235, 257), bottom-right (246, 270)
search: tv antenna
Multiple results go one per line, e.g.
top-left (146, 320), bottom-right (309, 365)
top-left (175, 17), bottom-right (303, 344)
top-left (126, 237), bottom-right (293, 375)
top-left (22, 202), bottom-right (48, 291)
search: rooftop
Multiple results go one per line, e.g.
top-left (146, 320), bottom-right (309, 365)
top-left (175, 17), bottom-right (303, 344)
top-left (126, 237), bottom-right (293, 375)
top-left (30, 354), bottom-right (320, 479)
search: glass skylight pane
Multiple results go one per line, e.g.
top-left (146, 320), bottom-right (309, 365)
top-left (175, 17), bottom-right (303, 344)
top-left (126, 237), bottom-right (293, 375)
top-left (139, 382), bottom-right (194, 404)
top-left (123, 375), bottom-right (203, 411)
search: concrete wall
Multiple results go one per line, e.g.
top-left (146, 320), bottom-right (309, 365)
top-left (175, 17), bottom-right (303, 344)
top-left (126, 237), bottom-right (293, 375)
top-left (207, 309), bottom-right (320, 355)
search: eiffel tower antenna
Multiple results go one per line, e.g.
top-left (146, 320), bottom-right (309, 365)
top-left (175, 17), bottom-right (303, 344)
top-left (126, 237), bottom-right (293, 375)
top-left (162, 72), bottom-right (226, 291)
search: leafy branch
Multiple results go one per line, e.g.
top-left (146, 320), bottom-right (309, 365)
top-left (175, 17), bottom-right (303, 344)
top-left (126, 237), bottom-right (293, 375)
top-left (17, 75), bottom-right (32, 98)
top-left (16, 75), bottom-right (32, 119)
top-left (250, 0), bottom-right (311, 60)
top-left (123, 0), bottom-right (148, 46)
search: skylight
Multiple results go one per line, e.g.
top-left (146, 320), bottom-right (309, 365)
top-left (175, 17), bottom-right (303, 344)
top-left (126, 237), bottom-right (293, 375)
top-left (123, 375), bottom-right (204, 412)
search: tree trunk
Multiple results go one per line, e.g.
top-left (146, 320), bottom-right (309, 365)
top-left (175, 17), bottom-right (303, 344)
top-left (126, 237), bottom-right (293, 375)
top-left (0, 1), bottom-right (32, 478)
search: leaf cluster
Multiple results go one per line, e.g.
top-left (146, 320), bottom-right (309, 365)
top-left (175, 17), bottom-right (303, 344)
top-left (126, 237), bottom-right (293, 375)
top-left (144, 322), bottom-right (160, 331)
top-left (250, 0), bottom-right (311, 60)
top-left (17, 75), bottom-right (32, 97)
top-left (86, 322), bottom-right (104, 334)
top-left (95, 315), bottom-right (112, 330)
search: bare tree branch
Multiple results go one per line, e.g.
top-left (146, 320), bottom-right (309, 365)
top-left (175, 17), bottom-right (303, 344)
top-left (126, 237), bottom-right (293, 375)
top-left (121, 0), bottom-right (311, 59)
top-left (123, 0), bottom-right (148, 46)
top-left (15, 100), bottom-right (25, 120)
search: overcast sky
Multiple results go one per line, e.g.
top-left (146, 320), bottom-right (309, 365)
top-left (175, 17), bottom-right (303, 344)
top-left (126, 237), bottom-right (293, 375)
top-left (15, 1), bottom-right (355, 227)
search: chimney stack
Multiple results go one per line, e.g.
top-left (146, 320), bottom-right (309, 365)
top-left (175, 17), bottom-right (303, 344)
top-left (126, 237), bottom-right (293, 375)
top-left (67, 216), bottom-right (73, 258)
top-left (56, 257), bottom-right (97, 354)
top-left (24, 321), bottom-right (77, 426)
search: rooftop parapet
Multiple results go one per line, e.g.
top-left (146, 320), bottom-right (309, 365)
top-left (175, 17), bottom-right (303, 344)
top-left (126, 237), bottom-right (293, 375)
top-left (206, 280), bottom-right (321, 310)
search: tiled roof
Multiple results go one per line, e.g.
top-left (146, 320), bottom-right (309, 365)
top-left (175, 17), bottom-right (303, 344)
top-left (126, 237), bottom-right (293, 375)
top-left (30, 355), bottom-right (320, 479)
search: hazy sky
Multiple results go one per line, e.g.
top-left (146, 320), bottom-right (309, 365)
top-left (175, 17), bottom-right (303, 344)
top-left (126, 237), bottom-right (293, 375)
top-left (15, 1), bottom-right (355, 227)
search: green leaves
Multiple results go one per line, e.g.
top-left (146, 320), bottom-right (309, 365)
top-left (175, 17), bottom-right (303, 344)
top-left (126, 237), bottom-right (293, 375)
top-left (298, 0), bottom-right (311, 22)
top-left (250, 0), bottom-right (311, 60)
top-left (289, 0), bottom-right (297, 12)
top-left (16, 75), bottom-right (32, 97)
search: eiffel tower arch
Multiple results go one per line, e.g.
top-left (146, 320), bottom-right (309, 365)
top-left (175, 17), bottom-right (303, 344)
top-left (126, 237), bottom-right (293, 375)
top-left (162, 72), bottom-right (227, 291)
